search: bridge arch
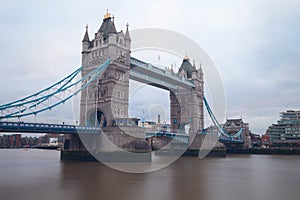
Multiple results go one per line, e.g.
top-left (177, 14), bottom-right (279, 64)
top-left (87, 110), bottom-right (106, 128)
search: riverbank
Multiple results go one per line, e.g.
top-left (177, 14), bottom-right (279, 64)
top-left (227, 148), bottom-right (300, 155)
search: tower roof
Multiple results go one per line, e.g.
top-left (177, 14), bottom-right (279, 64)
top-left (82, 25), bottom-right (90, 42)
top-left (199, 64), bottom-right (203, 75)
top-left (125, 23), bottom-right (131, 41)
top-left (99, 12), bottom-right (117, 41)
top-left (178, 57), bottom-right (193, 78)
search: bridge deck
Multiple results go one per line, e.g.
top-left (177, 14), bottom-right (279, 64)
top-left (219, 137), bottom-right (244, 144)
top-left (130, 57), bottom-right (195, 91)
top-left (0, 121), bottom-right (101, 134)
top-left (146, 131), bottom-right (190, 143)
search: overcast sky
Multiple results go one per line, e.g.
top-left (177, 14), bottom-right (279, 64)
top-left (0, 0), bottom-right (300, 134)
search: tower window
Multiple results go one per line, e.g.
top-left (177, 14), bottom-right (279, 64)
top-left (120, 106), bottom-right (124, 117)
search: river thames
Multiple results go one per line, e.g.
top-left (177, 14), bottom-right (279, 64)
top-left (0, 149), bottom-right (299, 200)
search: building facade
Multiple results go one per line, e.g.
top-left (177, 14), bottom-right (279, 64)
top-left (220, 118), bottom-right (251, 149)
top-left (268, 110), bottom-right (300, 147)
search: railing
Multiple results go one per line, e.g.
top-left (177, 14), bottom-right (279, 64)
top-left (0, 121), bottom-right (101, 134)
top-left (146, 131), bottom-right (190, 143)
top-left (130, 70), bottom-right (178, 90)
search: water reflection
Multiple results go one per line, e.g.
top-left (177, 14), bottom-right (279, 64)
top-left (59, 158), bottom-right (209, 200)
top-left (1, 149), bottom-right (300, 200)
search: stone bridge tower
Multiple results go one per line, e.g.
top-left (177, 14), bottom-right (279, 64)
top-left (67, 11), bottom-right (131, 151)
top-left (170, 57), bottom-right (204, 135)
top-left (80, 11), bottom-right (131, 128)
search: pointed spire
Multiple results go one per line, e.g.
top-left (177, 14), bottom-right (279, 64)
top-left (183, 55), bottom-right (189, 61)
top-left (104, 9), bottom-right (111, 20)
top-left (125, 23), bottom-right (131, 41)
top-left (82, 24), bottom-right (90, 42)
top-left (199, 63), bottom-right (203, 75)
top-left (192, 59), bottom-right (197, 72)
top-left (179, 55), bottom-right (193, 78)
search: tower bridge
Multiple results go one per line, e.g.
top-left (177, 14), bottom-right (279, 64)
top-left (0, 11), bottom-right (248, 160)
top-left (72, 11), bottom-right (205, 155)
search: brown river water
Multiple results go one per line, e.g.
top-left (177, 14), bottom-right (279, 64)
top-left (0, 149), bottom-right (299, 200)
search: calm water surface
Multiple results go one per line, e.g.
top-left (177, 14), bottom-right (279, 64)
top-left (0, 149), bottom-right (299, 200)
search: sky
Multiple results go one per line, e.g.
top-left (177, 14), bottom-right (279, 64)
top-left (0, 0), bottom-right (300, 134)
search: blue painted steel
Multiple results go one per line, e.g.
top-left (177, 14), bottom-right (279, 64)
top-left (0, 59), bottom-right (110, 119)
top-left (0, 121), bottom-right (101, 134)
top-left (0, 67), bottom-right (82, 109)
top-left (219, 137), bottom-right (244, 144)
top-left (203, 96), bottom-right (244, 141)
top-left (146, 131), bottom-right (189, 144)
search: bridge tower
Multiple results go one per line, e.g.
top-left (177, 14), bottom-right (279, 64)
top-left (170, 57), bottom-right (204, 136)
top-left (68, 11), bottom-right (131, 150)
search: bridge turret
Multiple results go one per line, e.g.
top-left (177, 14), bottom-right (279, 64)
top-left (178, 56), bottom-right (193, 79)
top-left (80, 10), bottom-right (131, 129)
top-left (191, 60), bottom-right (197, 79)
top-left (171, 56), bottom-right (204, 136)
top-left (82, 25), bottom-right (90, 64)
top-left (125, 23), bottom-right (131, 49)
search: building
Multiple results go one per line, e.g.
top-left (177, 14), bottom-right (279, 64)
top-left (261, 134), bottom-right (270, 148)
top-left (0, 134), bottom-right (40, 148)
top-left (219, 118), bottom-right (251, 149)
top-left (9, 134), bottom-right (22, 147)
top-left (267, 110), bottom-right (300, 148)
top-left (0, 134), bottom-right (22, 148)
top-left (138, 120), bottom-right (156, 130)
top-left (249, 132), bottom-right (262, 148)
top-left (0, 135), bottom-right (10, 148)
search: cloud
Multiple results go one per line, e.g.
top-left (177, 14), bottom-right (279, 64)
top-left (0, 0), bottom-right (300, 135)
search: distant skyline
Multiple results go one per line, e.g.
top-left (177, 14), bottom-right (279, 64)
top-left (1, 0), bottom-right (300, 134)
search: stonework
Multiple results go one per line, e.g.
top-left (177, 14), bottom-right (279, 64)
top-left (80, 15), bottom-right (131, 128)
top-left (170, 57), bottom-right (204, 136)
top-left (68, 15), bottom-right (132, 151)
top-left (223, 119), bottom-right (251, 149)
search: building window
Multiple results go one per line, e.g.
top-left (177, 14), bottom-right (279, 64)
top-left (120, 106), bottom-right (124, 117)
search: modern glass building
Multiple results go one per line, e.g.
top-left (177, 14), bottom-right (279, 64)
top-left (268, 110), bottom-right (300, 147)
